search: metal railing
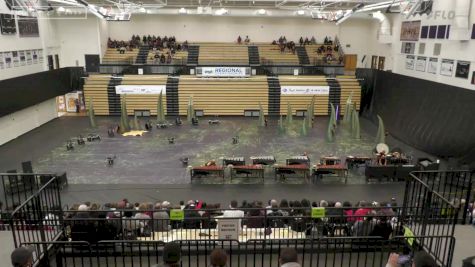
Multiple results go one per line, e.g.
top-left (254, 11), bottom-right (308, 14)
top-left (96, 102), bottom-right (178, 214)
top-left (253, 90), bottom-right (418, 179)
top-left (1, 172), bottom-right (67, 210)
top-left (22, 235), bottom-right (455, 267)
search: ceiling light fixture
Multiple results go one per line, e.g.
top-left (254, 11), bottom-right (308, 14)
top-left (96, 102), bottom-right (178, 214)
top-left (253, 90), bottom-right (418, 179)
top-left (257, 9), bottom-right (266, 15)
top-left (57, 6), bottom-right (65, 12)
top-left (297, 9), bottom-right (305, 15)
top-left (139, 7), bottom-right (146, 13)
top-left (179, 7), bottom-right (187, 14)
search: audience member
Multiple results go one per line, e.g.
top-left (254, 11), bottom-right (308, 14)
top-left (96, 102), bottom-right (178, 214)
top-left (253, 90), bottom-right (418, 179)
top-left (210, 248), bottom-right (228, 267)
top-left (153, 242), bottom-right (181, 267)
top-left (386, 251), bottom-right (438, 267)
top-left (279, 248), bottom-right (301, 267)
top-left (11, 246), bottom-right (34, 267)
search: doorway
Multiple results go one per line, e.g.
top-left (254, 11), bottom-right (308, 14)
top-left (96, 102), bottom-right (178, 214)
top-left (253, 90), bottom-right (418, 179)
top-left (378, 56), bottom-right (385, 70)
top-left (47, 55), bottom-right (54, 70)
top-left (344, 54), bottom-right (357, 72)
top-left (54, 54), bottom-right (60, 69)
top-left (85, 54), bottom-right (100, 73)
top-left (371, 56), bottom-right (378, 69)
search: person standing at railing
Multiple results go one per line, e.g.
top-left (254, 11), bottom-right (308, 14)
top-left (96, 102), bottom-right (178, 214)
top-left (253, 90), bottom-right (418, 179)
top-left (152, 242), bottom-right (181, 267)
top-left (279, 248), bottom-right (301, 267)
top-left (210, 248), bottom-right (228, 267)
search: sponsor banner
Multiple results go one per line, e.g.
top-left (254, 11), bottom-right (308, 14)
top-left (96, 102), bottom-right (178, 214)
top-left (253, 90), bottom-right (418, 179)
top-left (197, 67), bottom-right (250, 77)
top-left (281, 86), bottom-right (330, 95)
top-left (115, 85), bottom-right (166, 95)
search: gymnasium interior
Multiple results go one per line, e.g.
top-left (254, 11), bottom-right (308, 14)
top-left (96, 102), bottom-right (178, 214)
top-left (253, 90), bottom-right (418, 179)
top-left (1, 0), bottom-right (475, 266)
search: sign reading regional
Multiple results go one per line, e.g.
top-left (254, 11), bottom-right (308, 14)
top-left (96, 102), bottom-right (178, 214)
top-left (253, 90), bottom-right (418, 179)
top-left (197, 67), bottom-right (250, 77)
top-left (115, 85), bottom-right (166, 95)
top-left (281, 86), bottom-right (330, 95)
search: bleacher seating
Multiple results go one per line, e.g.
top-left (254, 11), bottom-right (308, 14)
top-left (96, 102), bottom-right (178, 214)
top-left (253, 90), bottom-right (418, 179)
top-left (305, 44), bottom-right (340, 65)
top-left (337, 75), bottom-right (361, 115)
top-left (146, 49), bottom-right (188, 65)
top-left (258, 44), bottom-right (299, 65)
top-left (198, 43), bottom-right (249, 65)
top-left (178, 76), bottom-right (268, 116)
top-left (83, 75), bottom-right (111, 116)
top-left (120, 75), bottom-right (168, 115)
top-left (279, 75), bottom-right (330, 115)
top-left (102, 48), bottom-right (139, 64)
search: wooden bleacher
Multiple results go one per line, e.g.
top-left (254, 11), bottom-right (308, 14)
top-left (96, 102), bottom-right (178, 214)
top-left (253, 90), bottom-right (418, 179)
top-left (83, 75), bottom-right (111, 115)
top-left (178, 76), bottom-right (268, 116)
top-left (120, 75), bottom-right (168, 115)
top-left (102, 48), bottom-right (139, 64)
top-left (258, 44), bottom-right (299, 65)
top-left (278, 76), bottom-right (330, 116)
top-left (146, 49), bottom-right (188, 64)
top-left (336, 75), bottom-right (361, 115)
top-left (197, 43), bottom-right (249, 65)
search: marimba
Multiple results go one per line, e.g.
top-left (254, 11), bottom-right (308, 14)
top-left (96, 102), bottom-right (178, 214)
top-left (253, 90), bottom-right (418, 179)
top-left (190, 166), bottom-right (224, 180)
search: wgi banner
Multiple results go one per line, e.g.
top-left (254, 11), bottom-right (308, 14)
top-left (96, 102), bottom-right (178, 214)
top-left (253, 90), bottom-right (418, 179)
top-left (281, 86), bottom-right (330, 95)
top-left (197, 67), bottom-right (250, 77)
top-left (115, 85), bottom-right (166, 94)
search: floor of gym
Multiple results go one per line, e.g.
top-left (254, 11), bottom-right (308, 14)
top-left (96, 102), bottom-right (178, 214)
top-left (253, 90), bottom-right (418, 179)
top-left (0, 115), bottom-right (435, 185)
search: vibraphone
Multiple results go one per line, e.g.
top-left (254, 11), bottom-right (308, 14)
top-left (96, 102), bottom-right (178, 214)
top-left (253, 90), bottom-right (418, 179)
top-left (274, 156), bottom-right (310, 180)
top-left (250, 156), bottom-right (276, 166)
top-left (190, 166), bottom-right (224, 180)
top-left (222, 157), bottom-right (246, 166)
top-left (230, 165), bottom-right (265, 180)
top-left (345, 156), bottom-right (372, 169)
top-left (314, 164), bottom-right (349, 183)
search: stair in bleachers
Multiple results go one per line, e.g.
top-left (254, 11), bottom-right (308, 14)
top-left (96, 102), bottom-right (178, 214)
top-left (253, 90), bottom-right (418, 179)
top-left (135, 46), bottom-right (150, 64)
top-left (248, 46), bottom-right (260, 65)
top-left (107, 75), bottom-right (122, 115)
top-left (267, 76), bottom-right (281, 117)
top-left (166, 76), bottom-right (180, 116)
top-left (187, 46), bottom-right (199, 66)
top-left (296, 46), bottom-right (310, 65)
top-left (327, 78), bottom-right (341, 117)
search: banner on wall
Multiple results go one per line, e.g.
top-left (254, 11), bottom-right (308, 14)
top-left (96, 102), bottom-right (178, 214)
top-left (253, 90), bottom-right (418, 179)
top-left (405, 55), bottom-right (415, 70)
top-left (281, 86), bottom-right (330, 95)
top-left (12, 51), bottom-right (19, 67)
top-left (415, 56), bottom-right (427, 72)
top-left (455, 61), bottom-right (470, 79)
top-left (196, 67), bottom-right (251, 77)
top-left (115, 85), bottom-right (166, 95)
top-left (4, 51), bottom-right (12, 68)
top-left (65, 92), bottom-right (80, 112)
top-left (428, 58), bottom-right (438, 74)
top-left (38, 49), bottom-right (43, 63)
top-left (440, 59), bottom-right (454, 77)
top-left (32, 50), bottom-right (38, 64)
top-left (26, 50), bottom-right (32, 65)
top-left (400, 21), bottom-right (421, 41)
top-left (19, 50), bottom-right (26, 66)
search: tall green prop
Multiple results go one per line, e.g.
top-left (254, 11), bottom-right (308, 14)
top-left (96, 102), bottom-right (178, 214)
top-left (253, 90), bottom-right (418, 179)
top-left (375, 115), bottom-right (386, 144)
top-left (327, 103), bottom-right (336, 142)
top-left (351, 105), bottom-right (360, 139)
top-left (258, 102), bottom-right (265, 127)
top-left (133, 114), bottom-right (140, 130)
top-left (300, 117), bottom-right (308, 136)
top-left (286, 102), bottom-right (293, 125)
top-left (88, 97), bottom-right (96, 128)
top-left (120, 95), bottom-right (130, 132)
top-left (278, 115), bottom-right (285, 134)
top-left (307, 96), bottom-right (315, 128)
top-left (187, 96), bottom-right (194, 123)
top-left (156, 91), bottom-right (166, 123)
top-left (343, 93), bottom-right (353, 124)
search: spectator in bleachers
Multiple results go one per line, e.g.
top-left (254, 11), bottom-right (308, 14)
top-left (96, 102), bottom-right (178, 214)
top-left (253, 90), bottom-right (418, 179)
top-left (244, 35), bottom-right (250, 44)
top-left (279, 248), bottom-right (301, 267)
top-left (310, 36), bottom-right (316, 44)
top-left (370, 216), bottom-right (392, 240)
top-left (152, 202), bottom-right (170, 231)
top-left (299, 37), bottom-right (304, 46)
top-left (354, 201), bottom-right (370, 221)
top-left (386, 251), bottom-right (437, 267)
top-left (304, 37), bottom-right (309, 45)
top-left (352, 211), bottom-right (376, 236)
top-left (11, 246), bottom-right (34, 267)
top-left (237, 36), bottom-right (242, 44)
top-left (210, 248), bottom-right (228, 267)
top-left (166, 54), bottom-right (172, 64)
top-left (119, 45), bottom-right (126, 54)
top-left (153, 242), bottom-right (181, 267)
top-left (279, 199), bottom-right (290, 217)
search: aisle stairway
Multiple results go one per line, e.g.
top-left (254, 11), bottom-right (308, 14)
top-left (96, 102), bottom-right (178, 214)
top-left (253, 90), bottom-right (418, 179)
top-left (187, 46), bottom-right (199, 66)
top-left (296, 46), bottom-right (310, 65)
top-left (166, 76), bottom-right (180, 116)
top-left (327, 78), bottom-right (341, 116)
top-left (248, 46), bottom-right (260, 65)
top-left (135, 46), bottom-right (149, 64)
top-left (267, 76), bottom-right (281, 117)
top-left (107, 75), bottom-right (122, 115)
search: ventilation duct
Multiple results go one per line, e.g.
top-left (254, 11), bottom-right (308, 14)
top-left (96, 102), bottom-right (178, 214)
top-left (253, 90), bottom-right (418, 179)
top-left (372, 11), bottom-right (392, 44)
top-left (451, 0), bottom-right (472, 40)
